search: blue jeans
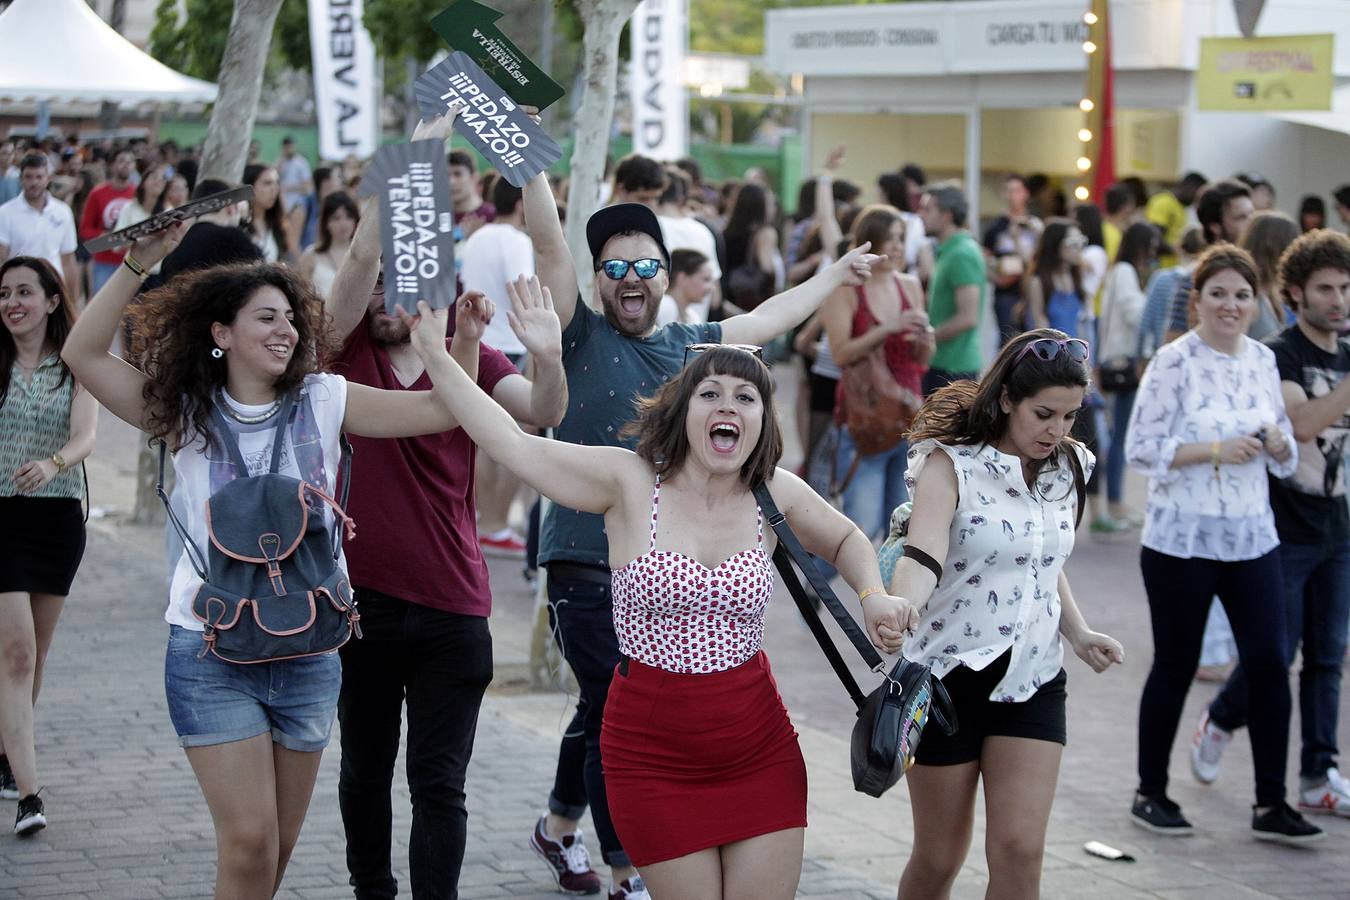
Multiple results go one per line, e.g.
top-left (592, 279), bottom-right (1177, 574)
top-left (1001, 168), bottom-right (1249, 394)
top-left (1105, 389), bottom-right (1136, 504)
top-left (835, 428), bottom-right (909, 541)
top-left (545, 566), bottom-right (631, 868)
top-left (1210, 540), bottom-right (1350, 779)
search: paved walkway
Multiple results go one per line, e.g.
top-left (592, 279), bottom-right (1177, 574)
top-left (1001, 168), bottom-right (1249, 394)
top-left (1, 407), bottom-right (1346, 898)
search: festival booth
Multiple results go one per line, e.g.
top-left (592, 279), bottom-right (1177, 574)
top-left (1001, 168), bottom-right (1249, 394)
top-left (0, 0), bottom-right (217, 137)
top-left (764, 0), bottom-right (1350, 223)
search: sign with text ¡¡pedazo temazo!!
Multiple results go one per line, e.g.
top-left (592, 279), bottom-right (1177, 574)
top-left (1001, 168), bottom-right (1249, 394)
top-left (430, 0), bottom-right (565, 110)
top-left (414, 52), bottom-right (562, 189)
top-left (357, 141), bottom-right (457, 316)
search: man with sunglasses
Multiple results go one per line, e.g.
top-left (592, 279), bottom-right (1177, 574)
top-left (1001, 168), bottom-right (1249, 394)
top-left (521, 174), bottom-right (877, 900)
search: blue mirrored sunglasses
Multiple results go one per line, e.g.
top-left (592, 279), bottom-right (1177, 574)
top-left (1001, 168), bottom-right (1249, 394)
top-left (1014, 337), bottom-right (1090, 367)
top-left (598, 258), bottom-right (664, 280)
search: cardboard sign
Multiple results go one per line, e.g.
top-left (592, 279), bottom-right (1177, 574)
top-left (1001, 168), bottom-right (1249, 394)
top-left (414, 52), bottom-right (562, 189)
top-left (81, 187), bottom-right (254, 254)
top-left (430, 0), bottom-right (565, 110)
top-left (357, 141), bottom-right (457, 316)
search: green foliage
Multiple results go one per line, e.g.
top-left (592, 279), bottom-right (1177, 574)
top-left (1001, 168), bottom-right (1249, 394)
top-left (362, 0), bottom-right (448, 64)
top-left (147, 0), bottom-right (311, 81)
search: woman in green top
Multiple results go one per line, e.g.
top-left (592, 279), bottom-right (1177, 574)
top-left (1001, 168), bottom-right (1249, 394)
top-left (0, 257), bottom-right (98, 836)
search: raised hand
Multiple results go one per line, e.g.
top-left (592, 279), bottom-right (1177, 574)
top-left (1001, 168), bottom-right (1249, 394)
top-left (453, 290), bottom-right (495, 344)
top-left (824, 144), bottom-right (846, 172)
top-left (412, 101), bottom-right (465, 143)
top-left (398, 300), bottom-right (452, 361)
top-left (833, 242), bottom-right (882, 287)
top-left (506, 275), bottom-right (561, 361)
top-left (129, 219), bottom-right (192, 268)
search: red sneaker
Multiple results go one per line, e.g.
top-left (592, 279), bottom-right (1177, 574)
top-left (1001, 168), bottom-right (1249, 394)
top-left (529, 816), bottom-right (602, 895)
top-left (480, 530), bottom-right (527, 558)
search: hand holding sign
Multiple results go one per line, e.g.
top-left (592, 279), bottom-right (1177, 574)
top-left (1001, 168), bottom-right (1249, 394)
top-left (357, 141), bottom-right (458, 316)
top-left (415, 52), bottom-right (562, 189)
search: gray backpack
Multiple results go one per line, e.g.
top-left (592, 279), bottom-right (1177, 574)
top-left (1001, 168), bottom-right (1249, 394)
top-left (159, 391), bottom-right (361, 663)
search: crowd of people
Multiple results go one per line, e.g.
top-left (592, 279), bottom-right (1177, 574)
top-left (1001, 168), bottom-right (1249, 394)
top-left (1, 110), bottom-right (1348, 900)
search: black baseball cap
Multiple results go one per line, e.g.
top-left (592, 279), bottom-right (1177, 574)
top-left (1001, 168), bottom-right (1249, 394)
top-left (586, 203), bottom-right (670, 269)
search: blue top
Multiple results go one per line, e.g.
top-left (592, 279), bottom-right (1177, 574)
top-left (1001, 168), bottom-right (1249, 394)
top-left (538, 302), bottom-right (721, 568)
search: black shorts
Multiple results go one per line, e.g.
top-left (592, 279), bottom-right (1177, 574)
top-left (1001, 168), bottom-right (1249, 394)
top-left (808, 372), bottom-right (838, 414)
top-left (914, 650), bottom-right (1067, 767)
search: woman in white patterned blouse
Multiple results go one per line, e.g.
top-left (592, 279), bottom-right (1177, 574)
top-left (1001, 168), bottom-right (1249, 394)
top-left (890, 328), bottom-right (1123, 899)
top-left (1126, 244), bottom-right (1323, 844)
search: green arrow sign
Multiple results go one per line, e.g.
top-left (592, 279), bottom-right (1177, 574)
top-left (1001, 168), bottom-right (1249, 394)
top-left (431, 0), bottom-right (565, 110)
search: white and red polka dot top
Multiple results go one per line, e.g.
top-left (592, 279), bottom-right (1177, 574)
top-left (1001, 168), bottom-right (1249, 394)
top-left (611, 476), bottom-right (774, 674)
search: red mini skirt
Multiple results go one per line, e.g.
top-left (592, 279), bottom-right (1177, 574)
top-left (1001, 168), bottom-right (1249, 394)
top-left (600, 650), bottom-right (807, 867)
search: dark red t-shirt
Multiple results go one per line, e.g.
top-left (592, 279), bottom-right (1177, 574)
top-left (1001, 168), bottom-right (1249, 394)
top-left (330, 317), bottom-right (517, 616)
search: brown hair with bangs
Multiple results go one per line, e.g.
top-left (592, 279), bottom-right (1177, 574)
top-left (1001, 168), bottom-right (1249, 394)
top-left (622, 346), bottom-right (782, 488)
top-left (1186, 243), bottom-right (1260, 329)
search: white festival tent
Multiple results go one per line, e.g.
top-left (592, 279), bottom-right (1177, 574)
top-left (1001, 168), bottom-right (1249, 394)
top-left (0, 0), bottom-right (217, 105)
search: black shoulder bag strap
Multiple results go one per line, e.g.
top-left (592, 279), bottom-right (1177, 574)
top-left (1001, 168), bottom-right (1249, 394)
top-left (1066, 444), bottom-right (1086, 529)
top-left (752, 483), bottom-right (885, 710)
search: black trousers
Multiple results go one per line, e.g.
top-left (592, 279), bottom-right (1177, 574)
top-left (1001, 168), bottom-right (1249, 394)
top-left (338, 589), bottom-right (493, 899)
top-left (1136, 547), bottom-right (1291, 807)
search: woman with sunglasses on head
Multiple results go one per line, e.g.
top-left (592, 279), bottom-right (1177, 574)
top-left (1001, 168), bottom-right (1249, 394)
top-left (821, 204), bottom-right (932, 540)
top-left (61, 222), bottom-right (490, 896)
top-left (397, 275), bottom-right (913, 900)
top-left (1125, 244), bottom-right (1323, 844)
top-left (891, 330), bottom-right (1122, 900)
top-left (0, 258), bottom-right (98, 836)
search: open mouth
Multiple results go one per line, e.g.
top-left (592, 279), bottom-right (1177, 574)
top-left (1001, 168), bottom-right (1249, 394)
top-left (4, 310), bottom-right (27, 324)
top-left (618, 289), bottom-right (646, 318)
top-left (710, 422), bottom-right (740, 453)
top-left (265, 343), bottom-right (292, 360)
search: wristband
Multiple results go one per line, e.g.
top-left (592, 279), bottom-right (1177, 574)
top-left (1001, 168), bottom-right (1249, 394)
top-left (123, 255), bottom-right (148, 278)
top-left (858, 586), bottom-right (886, 603)
top-left (1210, 441), bottom-right (1221, 469)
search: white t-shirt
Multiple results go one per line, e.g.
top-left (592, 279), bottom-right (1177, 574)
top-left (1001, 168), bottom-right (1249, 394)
top-left (657, 294), bottom-right (711, 327)
top-left (166, 374), bottom-right (350, 630)
top-left (657, 214), bottom-right (722, 280)
top-left (458, 222), bottom-right (533, 356)
top-left (0, 194), bottom-right (76, 274)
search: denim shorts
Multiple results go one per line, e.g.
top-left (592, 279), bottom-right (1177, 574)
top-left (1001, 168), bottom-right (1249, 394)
top-left (164, 625), bottom-right (342, 752)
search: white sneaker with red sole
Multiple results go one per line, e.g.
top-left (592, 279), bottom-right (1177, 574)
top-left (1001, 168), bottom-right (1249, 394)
top-left (1299, 767), bottom-right (1350, 817)
top-left (480, 530), bottom-right (527, 558)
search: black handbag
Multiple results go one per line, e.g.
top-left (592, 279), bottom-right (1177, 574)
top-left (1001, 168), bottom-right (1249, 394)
top-left (753, 484), bottom-right (957, 797)
top-left (1097, 359), bottom-right (1140, 393)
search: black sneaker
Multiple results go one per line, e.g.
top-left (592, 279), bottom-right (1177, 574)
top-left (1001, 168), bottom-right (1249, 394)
top-left (1130, 793), bottom-right (1194, 835)
top-left (14, 792), bottom-right (46, 837)
top-left (1251, 801), bottom-right (1324, 845)
top-left (0, 756), bottom-right (17, 801)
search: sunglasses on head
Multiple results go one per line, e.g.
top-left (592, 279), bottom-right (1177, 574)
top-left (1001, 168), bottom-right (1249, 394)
top-left (598, 258), bottom-right (664, 280)
top-left (683, 342), bottom-right (765, 366)
top-left (1013, 337), bottom-right (1090, 367)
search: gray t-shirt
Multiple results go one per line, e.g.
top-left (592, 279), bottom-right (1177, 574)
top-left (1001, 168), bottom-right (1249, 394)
top-left (539, 302), bottom-right (721, 567)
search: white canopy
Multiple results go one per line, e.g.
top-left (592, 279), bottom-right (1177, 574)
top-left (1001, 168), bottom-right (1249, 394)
top-left (0, 0), bottom-right (218, 105)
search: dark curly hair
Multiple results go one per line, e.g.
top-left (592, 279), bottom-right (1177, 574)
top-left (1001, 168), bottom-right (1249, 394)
top-left (621, 346), bottom-right (782, 489)
top-left (126, 262), bottom-right (337, 450)
top-left (908, 328), bottom-right (1089, 486)
top-left (1279, 229), bottom-right (1350, 312)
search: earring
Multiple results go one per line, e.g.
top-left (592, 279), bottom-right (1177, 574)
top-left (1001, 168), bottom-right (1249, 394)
top-left (211, 347), bottom-right (224, 359)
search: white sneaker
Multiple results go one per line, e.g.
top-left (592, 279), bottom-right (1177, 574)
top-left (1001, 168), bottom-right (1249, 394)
top-left (1190, 711), bottom-right (1232, 785)
top-left (1299, 766), bottom-right (1350, 818)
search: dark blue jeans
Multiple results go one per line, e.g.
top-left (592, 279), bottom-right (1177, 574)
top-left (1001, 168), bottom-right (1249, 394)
top-left (1137, 548), bottom-right (1291, 807)
top-left (1210, 540), bottom-right (1350, 779)
top-left (338, 591), bottom-right (493, 900)
top-left (1105, 388), bottom-right (1136, 504)
top-left (546, 566), bottom-right (630, 868)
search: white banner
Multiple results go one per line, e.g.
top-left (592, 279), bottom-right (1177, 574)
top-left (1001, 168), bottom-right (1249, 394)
top-left (308, 0), bottom-right (379, 161)
top-left (630, 0), bottom-right (687, 161)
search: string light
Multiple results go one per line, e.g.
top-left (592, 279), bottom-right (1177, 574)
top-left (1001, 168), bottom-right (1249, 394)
top-left (1078, 128), bottom-right (1093, 142)
top-left (1083, 40), bottom-right (1097, 54)
top-left (1077, 157), bottom-right (1092, 171)
top-left (1074, 185), bottom-right (1090, 201)
top-left (1079, 98), bottom-right (1095, 112)
top-left (1084, 11), bottom-right (1099, 25)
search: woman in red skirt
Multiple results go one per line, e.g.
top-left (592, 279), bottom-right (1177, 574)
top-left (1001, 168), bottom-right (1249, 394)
top-left (410, 278), bottom-right (916, 898)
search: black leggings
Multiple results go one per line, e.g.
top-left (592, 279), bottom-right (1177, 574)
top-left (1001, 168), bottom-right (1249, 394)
top-left (1136, 547), bottom-right (1291, 807)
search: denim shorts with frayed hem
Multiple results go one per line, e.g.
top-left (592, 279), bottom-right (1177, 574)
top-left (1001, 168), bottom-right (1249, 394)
top-left (164, 625), bottom-right (341, 752)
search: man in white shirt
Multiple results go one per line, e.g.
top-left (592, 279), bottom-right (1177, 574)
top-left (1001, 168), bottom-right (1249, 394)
top-left (0, 153), bottom-right (79, 302)
top-left (655, 166), bottom-right (720, 322)
top-left (458, 177), bottom-right (535, 558)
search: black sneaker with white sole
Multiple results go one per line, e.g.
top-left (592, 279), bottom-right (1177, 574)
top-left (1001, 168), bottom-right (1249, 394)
top-left (0, 756), bottom-right (17, 801)
top-left (1130, 794), bottom-right (1194, 835)
top-left (14, 793), bottom-right (46, 837)
top-left (1251, 802), bottom-right (1324, 845)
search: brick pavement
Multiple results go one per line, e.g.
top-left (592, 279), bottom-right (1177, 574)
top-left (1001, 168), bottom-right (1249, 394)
top-left (1, 406), bottom-right (1346, 899)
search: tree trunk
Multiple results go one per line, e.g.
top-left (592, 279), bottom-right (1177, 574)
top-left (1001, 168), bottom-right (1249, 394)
top-left (562, 0), bottom-right (639, 309)
top-left (199, 0), bottom-right (285, 183)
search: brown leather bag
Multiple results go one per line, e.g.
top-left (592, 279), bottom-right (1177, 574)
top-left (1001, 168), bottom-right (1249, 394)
top-left (836, 283), bottom-right (924, 464)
